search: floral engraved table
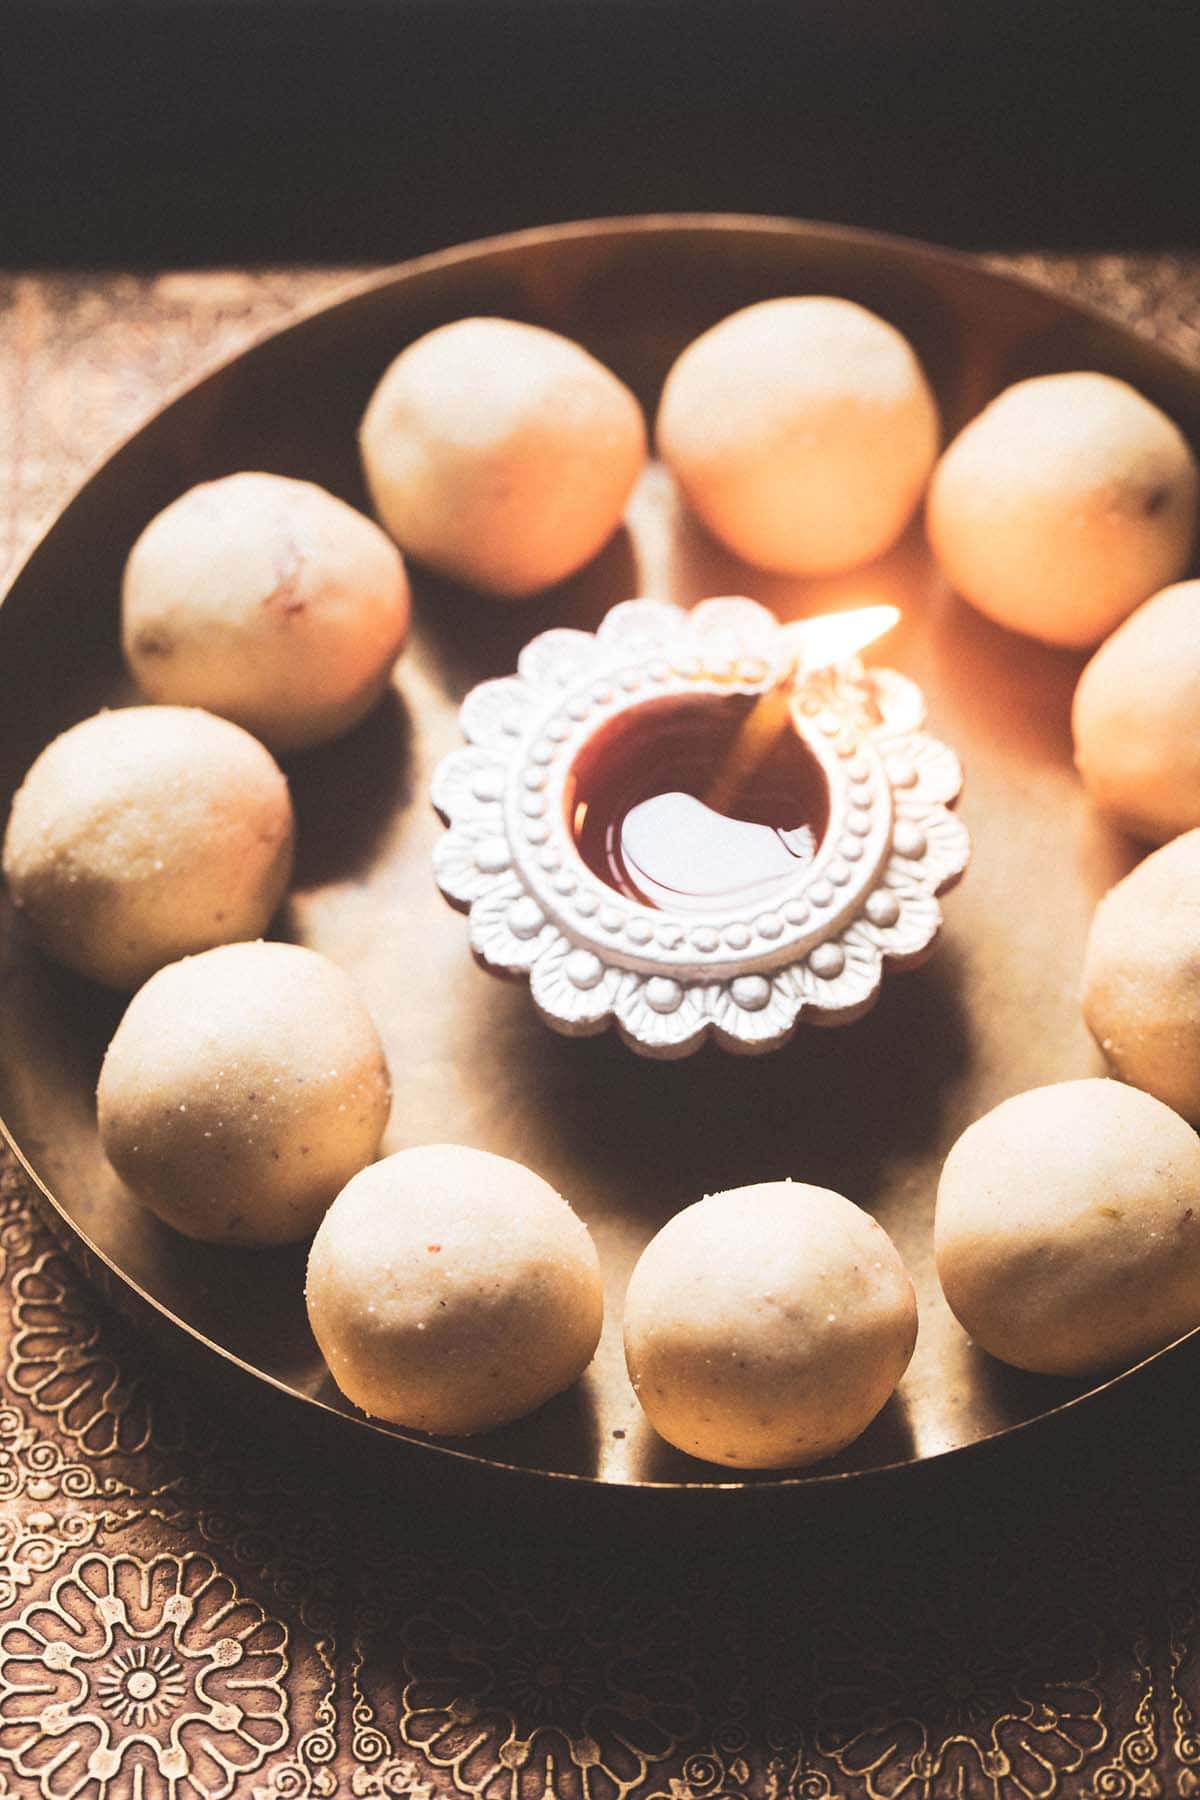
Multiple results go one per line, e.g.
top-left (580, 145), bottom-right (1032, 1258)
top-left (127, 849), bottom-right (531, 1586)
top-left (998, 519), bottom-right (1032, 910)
top-left (3, 257), bottom-right (1200, 1800)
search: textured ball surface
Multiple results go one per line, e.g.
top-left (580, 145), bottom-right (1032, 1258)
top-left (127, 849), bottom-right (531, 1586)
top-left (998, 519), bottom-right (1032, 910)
top-left (98, 941), bottom-right (392, 1245)
top-left (655, 296), bottom-right (939, 574)
top-left (359, 317), bottom-right (646, 598)
top-left (123, 472), bottom-right (410, 752)
top-left (306, 1145), bottom-right (604, 1434)
top-left (1083, 832), bottom-right (1200, 1123)
top-left (1073, 580), bottom-right (1200, 843)
top-left (623, 1181), bottom-right (917, 1469)
top-left (935, 1079), bottom-right (1200, 1375)
top-left (2, 705), bottom-right (294, 989)
top-left (927, 371), bottom-right (1198, 647)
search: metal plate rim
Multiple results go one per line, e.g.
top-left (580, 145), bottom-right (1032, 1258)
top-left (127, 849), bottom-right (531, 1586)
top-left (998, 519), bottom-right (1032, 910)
top-left (3, 213), bottom-right (1198, 1503)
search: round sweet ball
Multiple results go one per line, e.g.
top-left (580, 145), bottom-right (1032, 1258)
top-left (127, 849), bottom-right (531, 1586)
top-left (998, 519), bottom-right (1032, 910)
top-left (122, 472), bottom-right (410, 753)
top-left (1082, 831), bottom-right (1200, 1122)
top-left (1073, 580), bottom-right (1200, 843)
top-left (655, 296), bottom-right (940, 575)
top-left (3, 706), bottom-right (294, 989)
top-left (623, 1182), bottom-right (917, 1469)
top-left (359, 317), bottom-right (646, 598)
top-left (97, 941), bottom-right (392, 1246)
top-left (306, 1145), bottom-right (603, 1433)
top-left (927, 371), bottom-right (1199, 648)
top-left (936, 1079), bottom-right (1200, 1376)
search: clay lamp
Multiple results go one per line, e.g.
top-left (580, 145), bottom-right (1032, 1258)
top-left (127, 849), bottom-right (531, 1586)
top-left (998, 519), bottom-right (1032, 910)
top-left (433, 597), bottom-right (968, 1057)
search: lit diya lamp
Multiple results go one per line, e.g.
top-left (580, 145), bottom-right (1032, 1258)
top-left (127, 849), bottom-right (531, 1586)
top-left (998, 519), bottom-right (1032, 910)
top-left (432, 597), bottom-right (968, 1056)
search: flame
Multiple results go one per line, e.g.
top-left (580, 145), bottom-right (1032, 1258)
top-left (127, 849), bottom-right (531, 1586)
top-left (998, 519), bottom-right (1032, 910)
top-left (781, 604), bottom-right (901, 676)
top-left (703, 605), bottom-right (901, 814)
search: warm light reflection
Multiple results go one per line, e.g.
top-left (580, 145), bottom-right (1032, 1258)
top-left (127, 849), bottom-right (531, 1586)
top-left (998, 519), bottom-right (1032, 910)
top-left (782, 604), bottom-right (901, 676)
top-left (704, 606), bottom-right (901, 814)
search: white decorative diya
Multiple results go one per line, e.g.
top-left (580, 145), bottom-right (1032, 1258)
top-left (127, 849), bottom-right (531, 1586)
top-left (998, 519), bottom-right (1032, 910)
top-left (432, 597), bottom-right (969, 1058)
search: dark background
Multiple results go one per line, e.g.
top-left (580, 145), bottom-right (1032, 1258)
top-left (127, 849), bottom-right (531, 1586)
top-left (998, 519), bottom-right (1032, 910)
top-left (4, 0), bottom-right (1200, 268)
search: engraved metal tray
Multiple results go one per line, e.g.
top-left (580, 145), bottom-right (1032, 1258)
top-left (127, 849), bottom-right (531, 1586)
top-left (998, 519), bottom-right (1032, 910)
top-left (1, 217), bottom-right (1195, 1508)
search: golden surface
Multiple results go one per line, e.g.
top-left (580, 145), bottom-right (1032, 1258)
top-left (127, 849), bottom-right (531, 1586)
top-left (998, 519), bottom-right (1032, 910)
top-left (3, 245), bottom-right (1200, 1795)
top-left (4, 222), bottom-right (1199, 1489)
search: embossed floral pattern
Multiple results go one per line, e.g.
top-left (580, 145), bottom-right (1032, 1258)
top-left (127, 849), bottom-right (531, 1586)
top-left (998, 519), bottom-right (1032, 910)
top-left (0, 1551), bottom-right (289, 1799)
top-left (0, 1164), bottom-right (37, 1286)
top-left (647, 1739), bottom-right (753, 1800)
top-left (433, 597), bottom-right (967, 1056)
top-left (8, 1256), bottom-right (182, 1459)
top-left (810, 1578), bottom-right (1107, 1800)
top-left (0, 1508), bottom-right (99, 1614)
top-left (351, 1754), bottom-right (435, 1797)
top-left (0, 1403), bottom-right (108, 1505)
top-left (393, 1558), bottom-right (699, 1800)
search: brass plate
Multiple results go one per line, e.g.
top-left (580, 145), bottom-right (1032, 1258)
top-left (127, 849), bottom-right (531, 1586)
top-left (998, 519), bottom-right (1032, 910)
top-left (1, 217), bottom-right (1194, 1503)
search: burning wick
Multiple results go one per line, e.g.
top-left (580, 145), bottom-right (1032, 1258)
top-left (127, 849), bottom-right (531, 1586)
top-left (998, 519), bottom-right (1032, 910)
top-left (567, 605), bottom-right (901, 912)
top-left (704, 605), bottom-right (900, 815)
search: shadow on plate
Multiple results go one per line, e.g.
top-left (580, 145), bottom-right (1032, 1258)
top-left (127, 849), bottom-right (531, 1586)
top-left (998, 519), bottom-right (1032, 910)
top-left (311, 1360), bottom-right (603, 1480)
top-left (409, 525), bottom-right (641, 704)
top-left (497, 935), bottom-right (973, 1238)
top-left (285, 686), bottom-right (415, 889)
